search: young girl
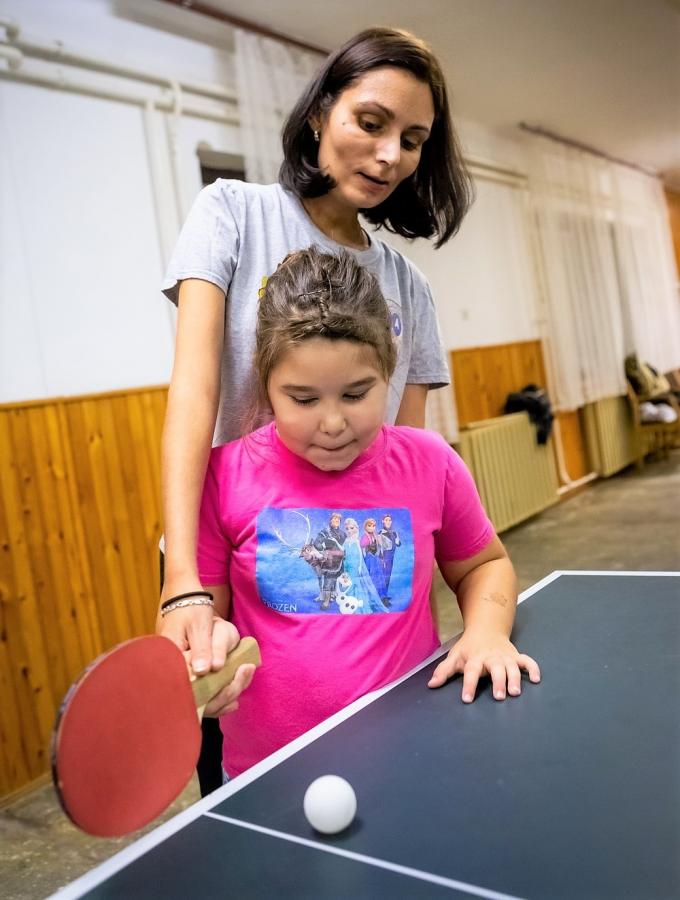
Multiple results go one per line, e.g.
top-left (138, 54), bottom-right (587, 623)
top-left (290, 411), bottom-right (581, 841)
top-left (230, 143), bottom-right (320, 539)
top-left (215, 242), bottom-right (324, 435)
top-left (158, 26), bottom-right (473, 675)
top-left (171, 247), bottom-right (540, 778)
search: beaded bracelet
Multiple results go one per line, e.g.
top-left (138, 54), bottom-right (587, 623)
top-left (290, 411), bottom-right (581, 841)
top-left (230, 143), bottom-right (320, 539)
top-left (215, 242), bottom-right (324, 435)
top-left (160, 590), bottom-right (214, 618)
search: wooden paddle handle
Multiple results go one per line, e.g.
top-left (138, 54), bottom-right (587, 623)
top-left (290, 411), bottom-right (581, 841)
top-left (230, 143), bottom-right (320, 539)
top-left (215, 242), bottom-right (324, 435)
top-left (190, 637), bottom-right (261, 712)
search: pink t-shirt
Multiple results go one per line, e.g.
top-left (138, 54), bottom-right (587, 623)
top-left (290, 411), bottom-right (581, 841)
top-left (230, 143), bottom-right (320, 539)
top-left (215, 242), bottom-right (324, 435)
top-left (197, 423), bottom-right (494, 776)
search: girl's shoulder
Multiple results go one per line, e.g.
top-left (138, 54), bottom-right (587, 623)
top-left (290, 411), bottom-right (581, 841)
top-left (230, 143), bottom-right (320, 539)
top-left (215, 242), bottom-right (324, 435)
top-left (384, 423), bottom-right (451, 455)
top-left (209, 421), bottom-right (268, 455)
top-left (385, 423), bottom-right (466, 468)
top-left (208, 432), bottom-right (249, 468)
top-left (383, 425), bottom-right (473, 490)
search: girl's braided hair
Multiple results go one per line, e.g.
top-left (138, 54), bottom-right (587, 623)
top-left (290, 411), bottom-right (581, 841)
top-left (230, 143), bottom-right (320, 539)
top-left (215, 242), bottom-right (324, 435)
top-left (254, 245), bottom-right (397, 411)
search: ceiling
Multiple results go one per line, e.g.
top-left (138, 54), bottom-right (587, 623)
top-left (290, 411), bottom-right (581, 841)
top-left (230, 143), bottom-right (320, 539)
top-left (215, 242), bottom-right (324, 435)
top-left (166, 0), bottom-right (680, 189)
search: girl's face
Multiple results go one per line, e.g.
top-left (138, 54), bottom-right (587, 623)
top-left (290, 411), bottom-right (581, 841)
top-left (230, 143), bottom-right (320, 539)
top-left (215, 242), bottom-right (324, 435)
top-left (315, 66), bottom-right (434, 213)
top-left (345, 521), bottom-right (358, 537)
top-left (365, 523), bottom-right (375, 534)
top-left (268, 337), bottom-right (387, 472)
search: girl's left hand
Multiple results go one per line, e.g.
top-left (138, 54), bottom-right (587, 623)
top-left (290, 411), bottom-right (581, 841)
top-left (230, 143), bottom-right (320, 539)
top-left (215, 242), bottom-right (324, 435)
top-left (427, 629), bottom-right (541, 703)
top-left (182, 617), bottom-right (256, 717)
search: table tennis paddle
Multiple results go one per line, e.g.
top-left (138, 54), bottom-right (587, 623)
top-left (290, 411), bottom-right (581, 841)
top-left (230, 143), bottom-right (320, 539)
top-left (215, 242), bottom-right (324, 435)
top-left (51, 635), bottom-right (260, 837)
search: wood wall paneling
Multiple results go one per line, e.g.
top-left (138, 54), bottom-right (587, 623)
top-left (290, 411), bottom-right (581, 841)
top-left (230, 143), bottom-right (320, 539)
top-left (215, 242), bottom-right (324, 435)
top-left (555, 410), bottom-right (591, 482)
top-left (0, 387), bottom-right (167, 798)
top-left (0, 410), bottom-right (59, 786)
top-left (451, 340), bottom-right (591, 486)
top-left (0, 415), bottom-right (33, 792)
top-left (451, 340), bottom-right (548, 428)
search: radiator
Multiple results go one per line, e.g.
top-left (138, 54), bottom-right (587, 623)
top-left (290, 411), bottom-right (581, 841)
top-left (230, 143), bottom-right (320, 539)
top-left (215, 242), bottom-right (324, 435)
top-left (582, 395), bottom-right (635, 477)
top-left (457, 412), bottom-right (559, 533)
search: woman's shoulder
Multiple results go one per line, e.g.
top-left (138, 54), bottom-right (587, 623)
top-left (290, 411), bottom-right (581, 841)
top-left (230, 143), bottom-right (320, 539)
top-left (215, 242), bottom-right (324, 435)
top-left (198, 178), bottom-right (284, 212)
top-left (368, 234), bottom-right (431, 293)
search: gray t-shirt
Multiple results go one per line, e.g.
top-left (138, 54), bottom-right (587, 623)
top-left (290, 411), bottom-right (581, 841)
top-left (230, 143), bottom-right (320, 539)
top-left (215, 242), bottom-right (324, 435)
top-left (163, 180), bottom-right (449, 445)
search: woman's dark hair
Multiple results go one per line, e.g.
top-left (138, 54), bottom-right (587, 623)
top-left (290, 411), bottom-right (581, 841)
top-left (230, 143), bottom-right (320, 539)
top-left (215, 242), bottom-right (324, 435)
top-left (279, 27), bottom-right (473, 248)
top-left (254, 246), bottom-right (397, 411)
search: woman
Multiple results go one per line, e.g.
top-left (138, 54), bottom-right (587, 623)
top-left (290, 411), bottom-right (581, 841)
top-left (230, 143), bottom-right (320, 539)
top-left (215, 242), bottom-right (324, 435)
top-left (158, 26), bottom-right (472, 675)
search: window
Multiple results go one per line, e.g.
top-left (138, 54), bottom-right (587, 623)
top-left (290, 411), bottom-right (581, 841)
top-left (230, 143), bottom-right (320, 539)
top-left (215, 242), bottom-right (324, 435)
top-left (196, 144), bottom-right (245, 186)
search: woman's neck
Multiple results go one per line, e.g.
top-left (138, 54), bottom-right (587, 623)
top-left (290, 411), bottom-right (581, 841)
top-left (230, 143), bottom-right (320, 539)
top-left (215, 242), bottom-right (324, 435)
top-left (301, 196), bottom-right (368, 251)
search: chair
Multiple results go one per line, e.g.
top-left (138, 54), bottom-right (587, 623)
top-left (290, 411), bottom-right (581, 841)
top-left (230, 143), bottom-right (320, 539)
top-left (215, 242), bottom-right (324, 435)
top-left (665, 368), bottom-right (680, 403)
top-left (626, 382), bottom-right (680, 468)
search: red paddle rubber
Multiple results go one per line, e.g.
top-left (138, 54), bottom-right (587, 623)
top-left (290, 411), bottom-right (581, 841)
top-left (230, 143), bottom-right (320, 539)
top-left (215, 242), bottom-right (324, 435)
top-left (52, 636), bottom-right (206, 837)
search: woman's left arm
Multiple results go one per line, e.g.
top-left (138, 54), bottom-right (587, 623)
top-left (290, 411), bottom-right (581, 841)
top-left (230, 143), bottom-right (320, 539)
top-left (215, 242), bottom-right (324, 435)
top-left (428, 536), bottom-right (541, 702)
top-left (395, 384), bottom-right (428, 428)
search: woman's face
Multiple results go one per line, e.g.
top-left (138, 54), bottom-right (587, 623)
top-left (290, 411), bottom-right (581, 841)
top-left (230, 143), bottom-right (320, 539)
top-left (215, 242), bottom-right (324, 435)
top-left (365, 523), bottom-right (375, 534)
top-left (315, 66), bottom-right (434, 213)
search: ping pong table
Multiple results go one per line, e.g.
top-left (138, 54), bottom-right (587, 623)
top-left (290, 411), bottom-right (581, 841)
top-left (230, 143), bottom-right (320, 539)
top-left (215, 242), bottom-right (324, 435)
top-left (52, 571), bottom-right (679, 900)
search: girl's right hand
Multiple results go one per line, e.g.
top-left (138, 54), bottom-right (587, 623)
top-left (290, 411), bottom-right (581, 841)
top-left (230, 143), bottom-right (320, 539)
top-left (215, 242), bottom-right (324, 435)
top-left (191, 617), bottom-right (256, 717)
top-left (202, 659), bottom-right (257, 717)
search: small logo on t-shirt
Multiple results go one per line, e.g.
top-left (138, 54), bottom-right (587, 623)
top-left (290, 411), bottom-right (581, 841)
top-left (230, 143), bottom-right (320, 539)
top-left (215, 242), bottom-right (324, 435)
top-left (390, 312), bottom-right (402, 337)
top-left (255, 507), bottom-right (413, 615)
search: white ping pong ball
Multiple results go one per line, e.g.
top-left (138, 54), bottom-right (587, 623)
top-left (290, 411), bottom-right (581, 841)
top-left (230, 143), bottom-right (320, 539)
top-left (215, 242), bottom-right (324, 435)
top-left (303, 775), bottom-right (357, 834)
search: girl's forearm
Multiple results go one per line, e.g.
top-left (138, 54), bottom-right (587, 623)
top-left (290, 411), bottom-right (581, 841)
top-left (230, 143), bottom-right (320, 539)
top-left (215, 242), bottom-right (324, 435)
top-left (455, 557), bottom-right (518, 637)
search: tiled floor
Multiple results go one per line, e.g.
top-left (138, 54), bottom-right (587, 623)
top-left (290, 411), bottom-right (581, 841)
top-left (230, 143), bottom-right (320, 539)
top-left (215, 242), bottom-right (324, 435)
top-left (2, 451), bottom-right (678, 899)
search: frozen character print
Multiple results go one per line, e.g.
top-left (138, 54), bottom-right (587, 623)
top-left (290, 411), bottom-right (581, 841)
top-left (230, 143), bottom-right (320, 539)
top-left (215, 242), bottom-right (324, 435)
top-left (343, 518), bottom-right (388, 614)
top-left (360, 519), bottom-right (387, 602)
top-left (336, 573), bottom-right (363, 614)
top-left (312, 512), bottom-right (347, 609)
top-left (379, 514), bottom-right (401, 604)
top-left (272, 510), bottom-right (343, 608)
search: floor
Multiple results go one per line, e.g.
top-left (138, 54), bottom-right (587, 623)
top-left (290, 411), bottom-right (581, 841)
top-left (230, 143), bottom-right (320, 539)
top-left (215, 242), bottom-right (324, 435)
top-left (2, 451), bottom-right (678, 900)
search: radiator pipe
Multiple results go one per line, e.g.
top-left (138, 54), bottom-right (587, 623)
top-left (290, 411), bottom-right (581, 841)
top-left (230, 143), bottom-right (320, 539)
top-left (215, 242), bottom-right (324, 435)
top-left (0, 42), bottom-right (22, 69)
top-left (0, 18), bottom-right (236, 103)
top-left (0, 63), bottom-right (237, 124)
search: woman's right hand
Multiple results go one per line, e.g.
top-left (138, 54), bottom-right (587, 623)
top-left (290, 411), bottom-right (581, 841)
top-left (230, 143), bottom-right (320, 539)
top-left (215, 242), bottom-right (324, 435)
top-left (156, 598), bottom-right (216, 675)
top-left (157, 603), bottom-right (255, 716)
top-left (157, 580), bottom-right (235, 675)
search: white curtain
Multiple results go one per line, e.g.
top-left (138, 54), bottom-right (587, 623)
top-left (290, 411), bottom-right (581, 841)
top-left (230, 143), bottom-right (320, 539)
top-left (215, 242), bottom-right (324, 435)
top-left (526, 137), bottom-right (628, 410)
top-left (233, 29), bottom-right (321, 184)
top-left (610, 167), bottom-right (680, 372)
top-left (526, 134), bottom-right (680, 410)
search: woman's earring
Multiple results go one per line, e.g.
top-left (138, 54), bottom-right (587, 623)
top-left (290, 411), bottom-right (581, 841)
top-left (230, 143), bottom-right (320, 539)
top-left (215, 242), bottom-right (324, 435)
top-left (313, 129), bottom-right (320, 142)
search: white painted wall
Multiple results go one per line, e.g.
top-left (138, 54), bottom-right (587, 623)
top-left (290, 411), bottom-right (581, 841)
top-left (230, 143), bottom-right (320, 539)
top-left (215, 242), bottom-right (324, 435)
top-left (0, 0), bottom-right (541, 403)
top-left (1, 80), bottom-right (172, 398)
top-left (384, 171), bottom-right (539, 350)
top-left (0, 0), bottom-right (243, 402)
